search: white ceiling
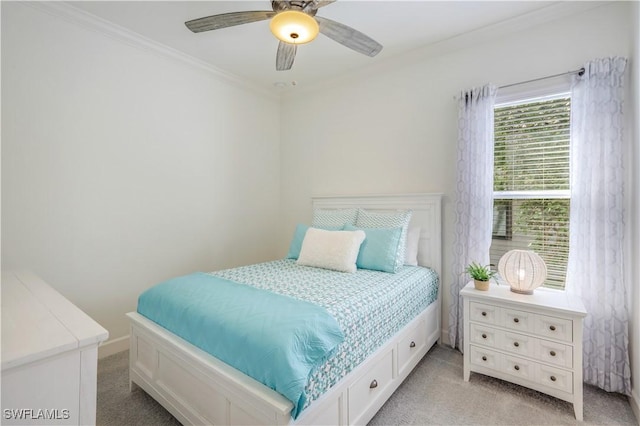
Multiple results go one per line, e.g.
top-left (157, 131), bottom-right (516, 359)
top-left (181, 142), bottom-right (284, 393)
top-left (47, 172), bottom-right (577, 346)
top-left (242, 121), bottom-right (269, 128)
top-left (68, 1), bottom-right (581, 91)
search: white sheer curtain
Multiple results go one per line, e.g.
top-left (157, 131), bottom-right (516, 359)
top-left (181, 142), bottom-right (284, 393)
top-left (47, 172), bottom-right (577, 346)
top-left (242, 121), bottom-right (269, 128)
top-left (566, 57), bottom-right (631, 394)
top-left (449, 84), bottom-right (496, 350)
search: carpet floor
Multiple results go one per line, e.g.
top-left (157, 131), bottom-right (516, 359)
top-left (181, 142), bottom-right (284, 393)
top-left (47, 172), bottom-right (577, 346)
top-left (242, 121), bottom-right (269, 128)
top-left (97, 345), bottom-right (637, 425)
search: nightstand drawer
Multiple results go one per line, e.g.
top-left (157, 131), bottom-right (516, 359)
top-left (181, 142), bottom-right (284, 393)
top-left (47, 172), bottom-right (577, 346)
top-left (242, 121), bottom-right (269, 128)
top-left (469, 323), bottom-right (498, 347)
top-left (537, 340), bottom-right (573, 368)
top-left (469, 345), bottom-right (500, 370)
top-left (501, 331), bottom-right (535, 358)
top-left (503, 354), bottom-right (535, 381)
top-left (469, 302), bottom-right (499, 325)
top-left (538, 363), bottom-right (573, 393)
top-left (503, 308), bottom-right (534, 333)
top-left (534, 314), bottom-right (572, 343)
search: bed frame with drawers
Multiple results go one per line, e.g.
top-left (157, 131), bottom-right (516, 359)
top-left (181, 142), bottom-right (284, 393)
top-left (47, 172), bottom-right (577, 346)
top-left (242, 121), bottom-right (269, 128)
top-left (127, 193), bottom-right (442, 425)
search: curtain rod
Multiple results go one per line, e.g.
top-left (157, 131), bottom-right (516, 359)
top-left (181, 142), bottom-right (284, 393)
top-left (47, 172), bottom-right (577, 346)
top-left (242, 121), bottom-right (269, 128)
top-left (498, 67), bottom-right (585, 90)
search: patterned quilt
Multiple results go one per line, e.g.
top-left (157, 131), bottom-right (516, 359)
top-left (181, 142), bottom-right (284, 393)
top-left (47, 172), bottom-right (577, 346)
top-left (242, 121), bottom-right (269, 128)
top-left (212, 259), bottom-right (439, 413)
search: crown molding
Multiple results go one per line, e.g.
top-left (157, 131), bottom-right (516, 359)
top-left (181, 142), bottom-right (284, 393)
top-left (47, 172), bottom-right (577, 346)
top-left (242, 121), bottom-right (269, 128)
top-left (283, 1), bottom-right (610, 99)
top-left (23, 1), bottom-right (280, 101)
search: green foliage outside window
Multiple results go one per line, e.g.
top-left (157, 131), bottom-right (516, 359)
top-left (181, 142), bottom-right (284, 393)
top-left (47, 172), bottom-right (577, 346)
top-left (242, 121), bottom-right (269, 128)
top-left (492, 96), bottom-right (571, 289)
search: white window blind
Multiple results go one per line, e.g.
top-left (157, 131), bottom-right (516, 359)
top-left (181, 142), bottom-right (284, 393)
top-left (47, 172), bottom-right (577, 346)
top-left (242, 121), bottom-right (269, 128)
top-left (491, 95), bottom-right (571, 289)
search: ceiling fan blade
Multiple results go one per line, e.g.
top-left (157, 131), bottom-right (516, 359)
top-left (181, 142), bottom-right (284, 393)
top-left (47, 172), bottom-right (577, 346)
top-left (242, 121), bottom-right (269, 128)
top-left (315, 16), bottom-right (382, 57)
top-left (276, 42), bottom-right (297, 71)
top-left (303, 1), bottom-right (337, 12)
top-left (185, 11), bottom-right (275, 33)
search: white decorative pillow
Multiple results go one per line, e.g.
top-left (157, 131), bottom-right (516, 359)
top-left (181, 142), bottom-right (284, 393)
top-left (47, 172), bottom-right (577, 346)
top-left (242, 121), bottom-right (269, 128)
top-left (297, 228), bottom-right (366, 273)
top-left (404, 226), bottom-right (421, 266)
top-left (312, 208), bottom-right (357, 229)
top-left (356, 209), bottom-right (412, 271)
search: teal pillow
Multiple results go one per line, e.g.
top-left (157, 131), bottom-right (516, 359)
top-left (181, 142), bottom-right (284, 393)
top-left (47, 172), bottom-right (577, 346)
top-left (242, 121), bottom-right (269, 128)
top-left (344, 225), bottom-right (403, 273)
top-left (286, 224), bottom-right (343, 260)
top-left (286, 224), bottom-right (309, 260)
top-left (355, 209), bottom-right (412, 271)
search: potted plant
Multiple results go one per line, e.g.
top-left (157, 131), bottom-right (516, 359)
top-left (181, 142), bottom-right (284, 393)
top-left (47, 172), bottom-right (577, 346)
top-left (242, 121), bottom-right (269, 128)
top-left (465, 262), bottom-right (496, 291)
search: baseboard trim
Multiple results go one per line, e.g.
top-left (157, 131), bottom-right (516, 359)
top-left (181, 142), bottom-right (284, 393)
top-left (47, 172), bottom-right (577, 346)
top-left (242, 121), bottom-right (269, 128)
top-left (629, 389), bottom-right (639, 424)
top-left (98, 335), bottom-right (129, 359)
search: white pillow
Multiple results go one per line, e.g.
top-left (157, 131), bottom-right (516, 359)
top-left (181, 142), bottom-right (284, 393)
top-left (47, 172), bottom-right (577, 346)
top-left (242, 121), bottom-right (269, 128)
top-left (405, 226), bottom-right (421, 266)
top-left (297, 228), bottom-right (366, 273)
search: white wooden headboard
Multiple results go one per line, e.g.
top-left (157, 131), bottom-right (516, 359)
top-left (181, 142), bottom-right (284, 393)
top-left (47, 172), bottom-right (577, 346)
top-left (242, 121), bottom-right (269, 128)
top-left (311, 193), bottom-right (443, 280)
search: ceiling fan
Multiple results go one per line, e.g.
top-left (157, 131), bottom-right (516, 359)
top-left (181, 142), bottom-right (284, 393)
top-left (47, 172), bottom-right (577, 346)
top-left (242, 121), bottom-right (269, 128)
top-left (185, 1), bottom-right (383, 71)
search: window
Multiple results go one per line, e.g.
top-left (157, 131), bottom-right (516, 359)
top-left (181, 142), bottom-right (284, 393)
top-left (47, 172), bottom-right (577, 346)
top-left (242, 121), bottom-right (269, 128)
top-left (490, 94), bottom-right (571, 289)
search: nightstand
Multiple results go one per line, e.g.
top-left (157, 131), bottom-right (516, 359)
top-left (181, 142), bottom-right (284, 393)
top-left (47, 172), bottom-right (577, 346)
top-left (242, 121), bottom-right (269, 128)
top-left (461, 281), bottom-right (587, 421)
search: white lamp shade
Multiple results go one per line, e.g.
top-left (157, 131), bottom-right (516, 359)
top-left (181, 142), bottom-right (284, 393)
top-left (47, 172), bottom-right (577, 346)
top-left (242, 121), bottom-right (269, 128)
top-left (498, 250), bottom-right (547, 295)
top-left (269, 11), bottom-right (319, 44)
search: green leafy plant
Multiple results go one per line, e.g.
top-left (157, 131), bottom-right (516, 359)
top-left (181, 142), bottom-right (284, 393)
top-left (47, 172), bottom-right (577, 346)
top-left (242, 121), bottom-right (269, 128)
top-left (465, 262), bottom-right (496, 282)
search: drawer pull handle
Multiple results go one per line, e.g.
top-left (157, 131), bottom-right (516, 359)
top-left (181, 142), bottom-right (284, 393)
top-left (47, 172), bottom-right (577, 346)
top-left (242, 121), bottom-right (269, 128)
top-left (513, 342), bottom-right (520, 347)
top-left (513, 318), bottom-right (520, 323)
top-left (481, 356), bottom-right (487, 361)
top-left (550, 376), bottom-right (557, 382)
top-left (481, 311), bottom-right (487, 317)
top-left (514, 365), bottom-right (520, 371)
top-left (550, 350), bottom-right (557, 357)
top-left (369, 380), bottom-right (378, 389)
top-left (549, 325), bottom-right (556, 331)
top-left (481, 334), bottom-right (487, 339)
top-left (410, 341), bottom-right (416, 348)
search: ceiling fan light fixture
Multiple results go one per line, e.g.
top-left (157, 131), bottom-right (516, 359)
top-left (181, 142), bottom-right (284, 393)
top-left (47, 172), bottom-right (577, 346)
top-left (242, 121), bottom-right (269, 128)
top-left (269, 10), bottom-right (319, 44)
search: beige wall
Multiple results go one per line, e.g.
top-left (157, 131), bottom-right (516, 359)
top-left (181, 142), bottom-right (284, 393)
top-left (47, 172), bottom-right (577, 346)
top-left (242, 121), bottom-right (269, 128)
top-left (1, 3), bottom-right (281, 343)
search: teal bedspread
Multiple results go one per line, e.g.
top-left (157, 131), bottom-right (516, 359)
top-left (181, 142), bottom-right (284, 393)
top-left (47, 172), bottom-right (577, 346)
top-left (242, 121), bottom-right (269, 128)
top-left (138, 260), bottom-right (439, 418)
top-left (137, 272), bottom-right (344, 418)
top-left (213, 260), bottom-right (439, 413)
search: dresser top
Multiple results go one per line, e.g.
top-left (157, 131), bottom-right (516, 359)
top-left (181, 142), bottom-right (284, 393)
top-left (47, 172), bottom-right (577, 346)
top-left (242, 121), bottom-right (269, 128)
top-left (1, 270), bottom-right (109, 371)
top-left (461, 281), bottom-right (587, 317)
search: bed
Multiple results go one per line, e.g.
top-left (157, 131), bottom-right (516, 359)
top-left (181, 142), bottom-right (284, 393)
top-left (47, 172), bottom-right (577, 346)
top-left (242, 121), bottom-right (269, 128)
top-left (127, 193), bottom-right (442, 425)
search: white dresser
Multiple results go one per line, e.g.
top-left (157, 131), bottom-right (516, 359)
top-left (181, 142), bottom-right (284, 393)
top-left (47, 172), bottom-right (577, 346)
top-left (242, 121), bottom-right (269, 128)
top-left (461, 281), bottom-right (587, 421)
top-left (1, 271), bottom-right (109, 425)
